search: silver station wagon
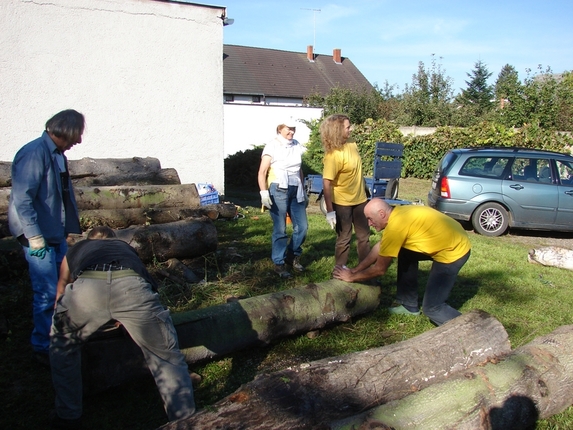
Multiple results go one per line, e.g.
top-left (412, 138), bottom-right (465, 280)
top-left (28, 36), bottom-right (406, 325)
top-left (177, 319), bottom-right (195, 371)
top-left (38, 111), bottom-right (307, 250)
top-left (427, 147), bottom-right (573, 236)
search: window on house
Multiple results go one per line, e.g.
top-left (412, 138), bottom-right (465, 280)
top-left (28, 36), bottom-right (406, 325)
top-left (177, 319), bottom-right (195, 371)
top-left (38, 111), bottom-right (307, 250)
top-left (224, 94), bottom-right (234, 102)
top-left (252, 95), bottom-right (261, 103)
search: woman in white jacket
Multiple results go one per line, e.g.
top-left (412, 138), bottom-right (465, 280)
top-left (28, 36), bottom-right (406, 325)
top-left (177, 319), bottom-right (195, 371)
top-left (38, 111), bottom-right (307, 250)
top-left (258, 119), bottom-right (308, 278)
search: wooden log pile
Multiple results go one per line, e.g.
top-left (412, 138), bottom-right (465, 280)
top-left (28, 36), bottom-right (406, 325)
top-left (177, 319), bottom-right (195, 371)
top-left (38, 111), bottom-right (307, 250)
top-left (0, 156), bottom-right (237, 289)
top-left (160, 311), bottom-right (573, 430)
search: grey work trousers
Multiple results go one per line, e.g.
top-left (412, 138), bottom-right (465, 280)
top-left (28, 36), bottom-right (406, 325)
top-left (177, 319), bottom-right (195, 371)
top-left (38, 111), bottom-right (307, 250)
top-left (49, 271), bottom-right (195, 422)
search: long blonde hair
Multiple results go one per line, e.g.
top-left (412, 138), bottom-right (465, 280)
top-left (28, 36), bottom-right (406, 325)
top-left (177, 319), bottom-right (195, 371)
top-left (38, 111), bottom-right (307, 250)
top-left (319, 114), bottom-right (350, 153)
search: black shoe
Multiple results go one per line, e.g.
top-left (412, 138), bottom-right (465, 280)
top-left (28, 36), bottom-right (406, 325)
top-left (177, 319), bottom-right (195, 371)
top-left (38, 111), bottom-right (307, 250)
top-left (274, 264), bottom-right (292, 278)
top-left (285, 254), bottom-right (305, 272)
top-left (50, 411), bottom-right (82, 429)
top-left (34, 352), bottom-right (51, 369)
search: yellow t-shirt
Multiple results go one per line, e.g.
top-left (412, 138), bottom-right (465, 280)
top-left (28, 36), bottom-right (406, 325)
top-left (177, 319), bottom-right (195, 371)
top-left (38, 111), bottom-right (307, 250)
top-left (322, 141), bottom-right (367, 206)
top-left (379, 205), bottom-right (471, 263)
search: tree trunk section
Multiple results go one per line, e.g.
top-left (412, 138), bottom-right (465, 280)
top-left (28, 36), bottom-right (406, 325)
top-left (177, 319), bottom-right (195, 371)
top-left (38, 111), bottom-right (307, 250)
top-left (174, 280), bottom-right (381, 361)
top-left (74, 184), bottom-right (202, 210)
top-left (159, 310), bottom-right (511, 430)
top-left (68, 156), bottom-right (163, 176)
top-left (0, 184), bottom-right (205, 214)
top-left (0, 157), bottom-right (171, 188)
top-left (71, 167), bottom-right (181, 187)
top-left (78, 203), bottom-right (237, 228)
top-left (113, 218), bottom-right (218, 263)
top-left (81, 280), bottom-right (381, 394)
top-left (331, 324), bottom-right (573, 430)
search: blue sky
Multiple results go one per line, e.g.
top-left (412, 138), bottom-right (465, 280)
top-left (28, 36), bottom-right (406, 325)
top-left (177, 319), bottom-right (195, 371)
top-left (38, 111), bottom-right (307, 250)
top-left (219, 0), bottom-right (573, 95)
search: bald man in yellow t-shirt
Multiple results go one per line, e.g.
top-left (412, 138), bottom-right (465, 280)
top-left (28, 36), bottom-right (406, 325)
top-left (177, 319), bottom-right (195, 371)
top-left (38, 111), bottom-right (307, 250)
top-left (333, 198), bottom-right (471, 326)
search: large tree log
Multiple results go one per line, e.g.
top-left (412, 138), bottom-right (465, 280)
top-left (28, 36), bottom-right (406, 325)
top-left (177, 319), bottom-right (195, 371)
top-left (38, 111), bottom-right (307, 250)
top-left (0, 157), bottom-right (172, 188)
top-left (528, 246), bottom-right (573, 271)
top-left (112, 218), bottom-right (218, 263)
top-left (159, 310), bottom-right (511, 430)
top-left (81, 280), bottom-right (382, 394)
top-left (71, 167), bottom-right (181, 187)
top-left (68, 156), bottom-right (163, 176)
top-left (331, 324), bottom-right (573, 430)
top-left (0, 184), bottom-right (205, 214)
top-left (78, 203), bottom-right (237, 228)
top-left (73, 184), bottom-right (202, 210)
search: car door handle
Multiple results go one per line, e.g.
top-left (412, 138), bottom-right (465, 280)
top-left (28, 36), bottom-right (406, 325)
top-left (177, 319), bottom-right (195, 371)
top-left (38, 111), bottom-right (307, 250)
top-left (565, 190), bottom-right (573, 196)
top-left (510, 184), bottom-right (524, 190)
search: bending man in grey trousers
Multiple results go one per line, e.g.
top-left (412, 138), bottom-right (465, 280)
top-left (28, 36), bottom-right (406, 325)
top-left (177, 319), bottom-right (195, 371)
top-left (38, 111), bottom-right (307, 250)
top-left (49, 226), bottom-right (195, 429)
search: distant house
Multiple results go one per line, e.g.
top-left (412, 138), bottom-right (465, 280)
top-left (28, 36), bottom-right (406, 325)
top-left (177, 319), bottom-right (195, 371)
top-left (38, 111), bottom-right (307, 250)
top-left (223, 45), bottom-right (374, 156)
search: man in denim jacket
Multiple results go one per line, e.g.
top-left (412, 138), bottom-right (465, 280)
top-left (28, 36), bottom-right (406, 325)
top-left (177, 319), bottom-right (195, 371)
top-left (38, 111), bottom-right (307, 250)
top-left (8, 109), bottom-right (83, 364)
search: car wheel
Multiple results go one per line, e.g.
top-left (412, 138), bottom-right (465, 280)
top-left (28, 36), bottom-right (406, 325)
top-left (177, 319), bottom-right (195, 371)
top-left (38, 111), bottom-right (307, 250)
top-left (385, 179), bottom-right (399, 199)
top-left (471, 203), bottom-right (509, 236)
top-left (318, 195), bottom-right (328, 215)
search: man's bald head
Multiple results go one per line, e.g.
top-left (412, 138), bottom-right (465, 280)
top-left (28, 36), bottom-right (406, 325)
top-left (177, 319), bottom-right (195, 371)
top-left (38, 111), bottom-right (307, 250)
top-left (364, 198), bottom-right (393, 231)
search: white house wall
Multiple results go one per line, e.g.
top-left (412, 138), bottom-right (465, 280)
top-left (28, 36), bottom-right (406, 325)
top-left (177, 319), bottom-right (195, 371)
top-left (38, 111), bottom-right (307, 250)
top-left (223, 104), bottom-right (323, 157)
top-left (0, 0), bottom-right (225, 191)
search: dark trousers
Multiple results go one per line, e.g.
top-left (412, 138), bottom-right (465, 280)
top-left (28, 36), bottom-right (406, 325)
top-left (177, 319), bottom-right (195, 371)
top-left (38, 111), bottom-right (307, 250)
top-left (396, 248), bottom-right (470, 325)
top-left (333, 201), bottom-right (370, 266)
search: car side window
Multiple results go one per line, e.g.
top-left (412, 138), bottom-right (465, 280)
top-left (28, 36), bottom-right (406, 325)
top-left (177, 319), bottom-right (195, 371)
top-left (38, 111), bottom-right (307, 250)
top-left (512, 158), bottom-right (552, 183)
top-left (459, 156), bottom-right (509, 178)
top-left (556, 160), bottom-right (573, 185)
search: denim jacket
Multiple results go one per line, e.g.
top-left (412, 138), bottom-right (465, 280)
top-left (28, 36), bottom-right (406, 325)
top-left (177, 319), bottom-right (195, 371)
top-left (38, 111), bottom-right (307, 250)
top-left (8, 131), bottom-right (81, 244)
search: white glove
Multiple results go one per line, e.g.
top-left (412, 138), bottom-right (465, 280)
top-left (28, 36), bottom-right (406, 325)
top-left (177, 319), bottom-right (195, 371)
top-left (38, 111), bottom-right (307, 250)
top-left (28, 235), bottom-right (47, 259)
top-left (29, 235), bottom-right (46, 250)
top-left (260, 190), bottom-right (273, 209)
top-left (326, 211), bottom-right (336, 229)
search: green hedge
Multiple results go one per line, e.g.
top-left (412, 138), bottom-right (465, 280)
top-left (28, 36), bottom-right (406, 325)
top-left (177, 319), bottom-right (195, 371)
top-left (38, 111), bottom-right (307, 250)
top-left (224, 120), bottom-right (573, 190)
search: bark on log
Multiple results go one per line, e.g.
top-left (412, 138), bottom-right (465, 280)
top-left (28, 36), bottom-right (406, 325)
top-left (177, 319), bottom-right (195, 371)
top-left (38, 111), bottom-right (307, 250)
top-left (112, 218), bottom-right (218, 263)
top-left (331, 324), bottom-right (573, 430)
top-left (78, 204), bottom-right (236, 228)
top-left (0, 161), bottom-right (10, 187)
top-left (159, 310), bottom-right (511, 430)
top-left (81, 280), bottom-right (381, 394)
top-left (0, 157), bottom-right (169, 188)
top-left (73, 184), bottom-right (202, 210)
top-left (68, 156), bottom-right (163, 176)
top-left (71, 167), bottom-right (181, 187)
top-left (528, 246), bottom-right (573, 271)
top-left (0, 184), bottom-right (204, 215)
top-left (0, 188), bottom-right (9, 214)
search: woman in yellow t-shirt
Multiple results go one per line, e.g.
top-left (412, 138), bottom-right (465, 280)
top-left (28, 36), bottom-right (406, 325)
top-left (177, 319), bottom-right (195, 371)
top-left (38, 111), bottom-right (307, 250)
top-left (320, 114), bottom-right (370, 266)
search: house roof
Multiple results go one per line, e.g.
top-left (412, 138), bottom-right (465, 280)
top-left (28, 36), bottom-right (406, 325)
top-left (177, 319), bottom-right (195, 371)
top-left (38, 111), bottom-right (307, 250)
top-left (223, 44), bottom-right (373, 99)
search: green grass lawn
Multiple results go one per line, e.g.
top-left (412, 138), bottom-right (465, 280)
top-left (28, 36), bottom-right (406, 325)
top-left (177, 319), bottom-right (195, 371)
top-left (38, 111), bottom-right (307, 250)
top-left (1, 178), bottom-right (573, 429)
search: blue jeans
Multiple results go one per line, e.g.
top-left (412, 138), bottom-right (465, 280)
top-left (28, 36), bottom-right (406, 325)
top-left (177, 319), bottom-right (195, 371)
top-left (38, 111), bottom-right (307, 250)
top-left (268, 183), bottom-right (308, 265)
top-left (396, 248), bottom-right (471, 325)
top-left (50, 273), bottom-right (195, 421)
top-left (23, 238), bottom-right (68, 354)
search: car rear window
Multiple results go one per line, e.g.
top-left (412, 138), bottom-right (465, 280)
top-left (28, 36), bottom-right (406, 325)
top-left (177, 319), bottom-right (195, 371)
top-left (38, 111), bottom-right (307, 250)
top-left (439, 151), bottom-right (458, 174)
top-left (459, 156), bottom-right (510, 178)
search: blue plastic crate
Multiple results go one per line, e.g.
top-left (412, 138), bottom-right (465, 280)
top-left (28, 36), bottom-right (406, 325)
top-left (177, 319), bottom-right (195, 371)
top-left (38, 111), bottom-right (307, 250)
top-left (196, 183), bottom-right (219, 206)
top-left (200, 191), bottom-right (219, 205)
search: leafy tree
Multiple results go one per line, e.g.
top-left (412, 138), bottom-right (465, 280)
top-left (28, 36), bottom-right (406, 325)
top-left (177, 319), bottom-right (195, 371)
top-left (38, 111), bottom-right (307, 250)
top-left (520, 65), bottom-right (560, 129)
top-left (555, 71), bottom-right (573, 131)
top-left (492, 64), bottom-right (525, 128)
top-left (396, 55), bottom-right (454, 126)
top-left (304, 85), bottom-right (382, 124)
top-left (456, 60), bottom-right (494, 116)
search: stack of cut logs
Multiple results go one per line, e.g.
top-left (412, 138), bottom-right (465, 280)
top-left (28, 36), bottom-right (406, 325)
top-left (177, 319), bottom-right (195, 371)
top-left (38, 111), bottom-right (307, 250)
top-left (0, 157), bottom-right (237, 264)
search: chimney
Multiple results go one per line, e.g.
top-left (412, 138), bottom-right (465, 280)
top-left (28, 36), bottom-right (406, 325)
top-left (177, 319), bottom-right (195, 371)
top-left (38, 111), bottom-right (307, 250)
top-left (333, 48), bottom-right (342, 64)
top-left (307, 45), bottom-right (314, 62)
